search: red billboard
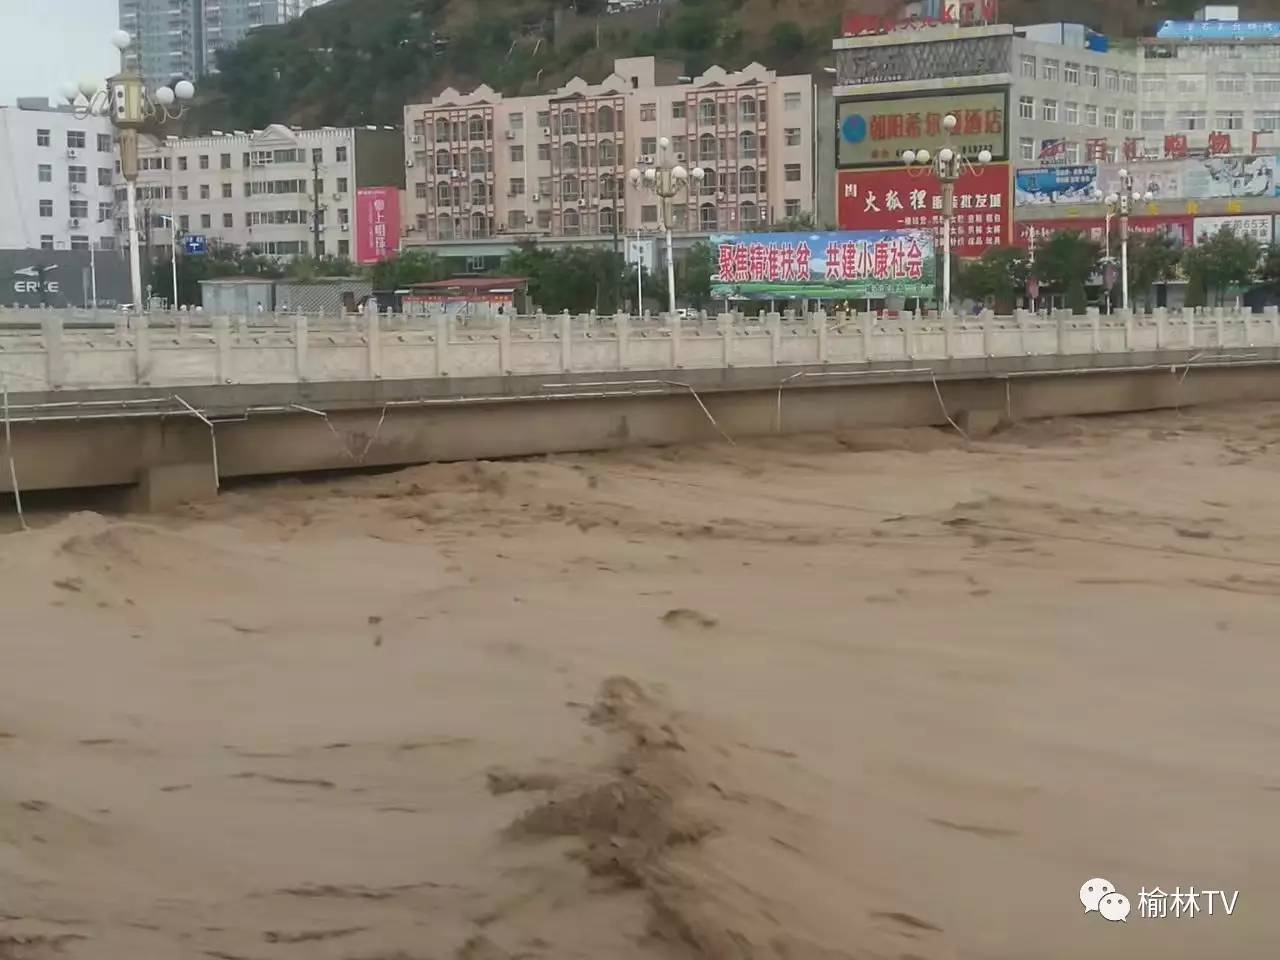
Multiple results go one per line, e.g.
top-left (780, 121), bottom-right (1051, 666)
top-left (355, 187), bottom-right (400, 265)
top-left (837, 164), bottom-right (1011, 258)
top-left (1014, 216), bottom-right (1195, 249)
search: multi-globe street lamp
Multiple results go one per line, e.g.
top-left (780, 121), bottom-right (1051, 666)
top-left (628, 138), bottom-right (704, 317)
top-left (60, 30), bottom-right (195, 312)
top-left (1100, 170), bottom-right (1154, 311)
top-left (900, 113), bottom-right (992, 311)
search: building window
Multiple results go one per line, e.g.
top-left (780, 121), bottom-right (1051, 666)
top-left (338, 240), bottom-right (349, 257)
top-left (98, 167), bottom-right (112, 185)
top-left (1104, 69), bottom-right (1119, 92)
top-left (68, 165), bottom-right (87, 183)
top-left (221, 182), bottom-right (231, 198)
top-left (784, 163), bottom-right (801, 182)
top-left (1064, 101), bottom-right (1078, 124)
top-left (199, 154), bottom-right (209, 170)
top-left (200, 184), bottom-right (210, 200)
top-left (537, 143), bottom-right (550, 161)
top-left (507, 208), bottom-right (526, 230)
top-left (1042, 99), bottom-right (1058, 123)
top-left (97, 133), bottom-right (112, 152)
top-left (338, 208), bottom-right (349, 225)
top-left (1103, 106), bottom-right (1116, 129)
top-left (1122, 72), bottom-right (1138, 93)
top-left (784, 199), bottom-right (801, 219)
top-left (38, 199), bottom-right (52, 217)
top-left (37, 163), bottom-right (51, 182)
top-left (785, 127), bottom-right (801, 146)
top-left (179, 185), bottom-right (189, 200)
top-left (180, 215), bottom-right (189, 230)
top-left (1064, 61), bottom-right (1079, 84)
top-left (69, 200), bottom-right (87, 219)
top-left (638, 136), bottom-right (655, 156)
top-left (1121, 110), bottom-right (1135, 131)
top-left (699, 203), bottom-right (717, 231)
top-left (672, 101), bottom-right (686, 119)
top-left (1178, 110), bottom-right (1207, 130)
top-left (336, 146), bottom-right (348, 161)
top-left (1084, 104), bottom-right (1098, 126)
top-left (536, 209), bottom-right (551, 229)
top-left (1084, 65), bottom-right (1099, 88)
top-left (1020, 54), bottom-right (1036, 77)
top-left (640, 102), bottom-right (656, 121)
top-left (538, 176), bottom-right (551, 194)
top-left (40, 235), bottom-right (53, 249)
top-left (223, 213), bottom-right (234, 227)
top-left (1019, 136), bottom-right (1034, 160)
top-left (99, 202), bottom-right (112, 222)
top-left (1216, 111), bottom-right (1244, 130)
top-left (740, 97), bottom-right (757, 121)
top-left (509, 144), bottom-right (525, 163)
top-left (641, 204), bottom-right (657, 223)
top-left (220, 153), bottom-right (231, 169)
top-left (699, 99), bottom-right (716, 124)
top-left (509, 112), bottom-right (523, 130)
top-left (1255, 75), bottom-right (1280, 93)
top-left (36, 128), bottom-right (50, 147)
top-left (1065, 142), bottom-right (1081, 163)
top-left (1176, 75), bottom-right (1205, 95)
top-left (1256, 110), bottom-right (1280, 131)
top-left (1018, 96), bottom-right (1033, 120)
top-left (536, 110), bottom-right (550, 128)
top-left (201, 213), bottom-right (211, 228)
top-left (1216, 75), bottom-right (1247, 94)
top-left (70, 235), bottom-right (90, 250)
top-left (312, 148), bottom-right (323, 165)
top-left (739, 130), bottom-right (757, 158)
top-left (415, 182), bottom-right (428, 198)
top-left (1042, 58), bottom-right (1059, 82)
top-left (510, 177), bottom-right (525, 195)
top-left (739, 165), bottom-right (757, 192)
top-left (67, 130), bottom-right (86, 149)
top-left (337, 177), bottom-right (348, 192)
top-left (600, 139), bottom-right (616, 164)
top-left (1140, 111), bottom-right (1165, 131)
top-left (783, 91), bottom-right (801, 111)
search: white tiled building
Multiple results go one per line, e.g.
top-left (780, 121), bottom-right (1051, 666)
top-left (122, 123), bottom-right (403, 261)
top-left (402, 57), bottom-right (816, 255)
top-left (0, 99), bottom-right (117, 252)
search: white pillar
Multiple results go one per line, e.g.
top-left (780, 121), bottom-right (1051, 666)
top-left (126, 180), bottom-right (143, 312)
top-left (664, 226), bottom-right (677, 317)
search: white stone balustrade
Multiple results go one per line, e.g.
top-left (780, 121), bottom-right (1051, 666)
top-left (0, 306), bottom-right (1276, 393)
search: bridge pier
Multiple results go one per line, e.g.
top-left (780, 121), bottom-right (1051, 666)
top-left (131, 460), bottom-right (219, 511)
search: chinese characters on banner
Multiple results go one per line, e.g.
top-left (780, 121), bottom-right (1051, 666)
top-left (355, 187), bottom-right (401, 265)
top-left (709, 230), bottom-right (935, 300)
top-left (837, 164), bottom-right (1011, 258)
top-left (1013, 216), bottom-right (1195, 248)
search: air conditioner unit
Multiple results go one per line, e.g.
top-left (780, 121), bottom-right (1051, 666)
top-left (675, 152), bottom-right (686, 162)
top-left (448, 168), bottom-right (460, 178)
top-left (716, 191), bottom-right (726, 200)
top-left (66, 148), bottom-right (79, 159)
top-left (504, 130), bottom-right (516, 140)
top-left (69, 183), bottom-right (81, 194)
top-left (531, 193), bottom-right (541, 201)
top-left (340, 223), bottom-right (349, 232)
top-left (576, 198), bottom-right (586, 207)
top-left (405, 157), bottom-right (415, 168)
top-left (68, 218), bottom-right (81, 227)
top-left (541, 126), bottom-right (552, 137)
top-left (409, 134), bottom-right (423, 144)
top-left (332, 192), bottom-right (342, 201)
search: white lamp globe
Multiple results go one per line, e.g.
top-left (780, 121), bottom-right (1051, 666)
top-left (628, 168), bottom-right (641, 185)
top-left (977, 149), bottom-right (993, 164)
top-left (901, 149), bottom-right (917, 165)
top-left (111, 30), bottom-right (133, 51)
top-left (1131, 191), bottom-right (1142, 201)
top-left (942, 113), bottom-right (958, 131)
top-left (915, 148), bottom-right (931, 164)
top-left (1106, 192), bottom-right (1119, 204)
top-left (672, 165), bottom-right (688, 181)
top-left (79, 78), bottom-right (101, 98)
top-left (1118, 167), bottom-right (1129, 179)
top-left (154, 86), bottom-right (176, 106)
top-left (643, 167), bottom-right (657, 183)
top-left (691, 166), bottom-right (705, 181)
top-left (1143, 191), bottom-right (1154, 201)
top-left (658, 135), bottom-right (671, 150)
top-left (174, 80), bottom-right (195, 101)
top-left (60, 81), bottom-right (80, 104)
top-left (938, 147), bottom-right (954, 164)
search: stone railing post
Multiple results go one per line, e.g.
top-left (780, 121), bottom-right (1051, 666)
top-left (1187, 308), bottom-right (1196, 349)
top-left (768, 311), bottom-right (781, 365)
top-left (1215, 306), bottom-right (1226, 348)
top-left (861, 310), bottom-right (874, 362)
top-left (435, 313), bottom-right (450, 376)
top-left (1266, 305), bottom-right (1279, 347)
top-left (499, 311), bottom-right (513, 374)
top-left (559, 310), bottom-right (572, 372)
top-left (134, 313), bottom-right (151, 385)
top-left (1154, 307), bottom-right (1167, 350)
top-left (365, 309), bottom-right (381, 379)
top-left (1088, 307), bottom-right (1101, 353)
top-left (814, 309), bottom-right (829, 364)
top-left (293, 315), bottom-right (308, 380)
top-left (717, 312), bottom-right (735, 367)
top-left (114, 310), bottom-right (129, 346)
top-left (213, 315), bottom-right (232, 383)
top-left (41, 314), bottom-right (64, 389)
top-left (1055, 309), bottom-right (1066, 355)
top-left (900, 310), bottom-right (913, 360)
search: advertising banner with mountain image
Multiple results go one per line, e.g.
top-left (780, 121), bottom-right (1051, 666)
top-left (710, 230), bottom-right (936, 300)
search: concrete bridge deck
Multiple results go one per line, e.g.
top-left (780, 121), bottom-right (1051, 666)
top-left (3, 306), bottom-right (1279, 508)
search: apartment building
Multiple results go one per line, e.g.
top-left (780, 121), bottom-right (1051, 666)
top-left (120, 0), bottom-right (326, 86)
top-left (401, 57), bottom-right (816, 256)
top-left (121, 123), bottom-right (402, 262)
top-left (0, 99), bottom-right (118, 252)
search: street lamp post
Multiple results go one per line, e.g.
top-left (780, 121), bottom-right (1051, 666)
top-left (628, 138), bottom-right (704, 317)
top-left (1102, 170), bottom-right (1153, 311)
top-left (900, 114), bottom-right (991, 312)
top-left (61, 30), bottom-right (195, 313)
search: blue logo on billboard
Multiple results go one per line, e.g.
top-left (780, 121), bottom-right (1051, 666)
top-left (841, 114), bottom-right (867, 145)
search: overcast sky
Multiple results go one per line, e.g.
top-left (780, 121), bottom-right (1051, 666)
top-left (1, 1), bottom-right (120, 105)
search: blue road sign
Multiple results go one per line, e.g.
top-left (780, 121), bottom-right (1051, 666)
top-left (183, 234), bottom-right (208, 255)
